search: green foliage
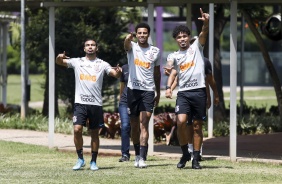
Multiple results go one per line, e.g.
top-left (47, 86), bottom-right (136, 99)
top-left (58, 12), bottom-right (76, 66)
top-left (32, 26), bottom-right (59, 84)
top-left (25, 7), bottom-right (137, 113)
top-left (7, 45), bottom-right (20, 74)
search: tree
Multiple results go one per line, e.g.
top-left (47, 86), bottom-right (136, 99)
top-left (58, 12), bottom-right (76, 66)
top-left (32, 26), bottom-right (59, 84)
top-left (192, 4), bottom-right (229, 121)
top-left (26, 7), bottom-right (133, 116)
top-left (241, 7), bottom-right (282, 123)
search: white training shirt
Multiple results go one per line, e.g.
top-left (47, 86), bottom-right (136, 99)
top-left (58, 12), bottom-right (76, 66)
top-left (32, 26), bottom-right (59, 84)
top-left (66, 57), bottom-right (112, 106)
top-left (127, 41), bottom-right (160, 91)
top-left (167, 38), bottom-right (205, 91)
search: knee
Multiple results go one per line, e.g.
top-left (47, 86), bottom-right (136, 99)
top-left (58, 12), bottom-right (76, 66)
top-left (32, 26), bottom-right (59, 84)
top-left (73, 126), bottom-right (83, 135)
top-left (193, 120), bottom-right (203, 131)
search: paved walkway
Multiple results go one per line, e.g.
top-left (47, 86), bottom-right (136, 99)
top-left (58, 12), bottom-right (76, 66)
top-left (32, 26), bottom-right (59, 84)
top-left (0, 129), bottom-right (281, 164)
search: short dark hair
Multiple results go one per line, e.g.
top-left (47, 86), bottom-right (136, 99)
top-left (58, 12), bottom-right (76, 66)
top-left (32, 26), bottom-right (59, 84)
top-left (84, 39), bottom-right (97, 47)
top-left (135, 22), bottom-right (151, 34)
top-left (172, 25), bottom-right (191, 39)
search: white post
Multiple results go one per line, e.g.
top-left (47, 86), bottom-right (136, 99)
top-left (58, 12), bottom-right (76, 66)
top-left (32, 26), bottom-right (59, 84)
top-left (230, 0), bottom-right (238, 162)
top-left (48, 6), bottom-right (55, 148)
top-left (20, 0), bottom-right (27, 119)
top-left (147, 2), bottom-right (154, 155)
top-left (208, 3), bottom-right (214, 138)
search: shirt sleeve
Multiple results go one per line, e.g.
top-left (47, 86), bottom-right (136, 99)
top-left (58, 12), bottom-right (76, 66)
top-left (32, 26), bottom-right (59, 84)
top-left (104, 62), bottom-right (112, 75)
top-left (66, 58), bottom-right (77, 68)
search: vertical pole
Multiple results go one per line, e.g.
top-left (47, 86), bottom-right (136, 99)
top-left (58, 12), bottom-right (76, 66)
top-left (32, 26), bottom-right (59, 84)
top-left (0, 23), bottom-right (2, 104)
top-left (240, 17), bottom-right (245, 118)
top-left (21, 0), bottom-right (27, 119)
top-left (186, 3), bottom-right (192, 30)
top-left (156, 7), bottom-right (163, 84)
top-left (49, 6), bottom-right (55, 148)
top-left (230, 0), bottom-right (237, 162)
top-left (2, 23), bottom-right (7, 107)
top-left (208, 3), bottom-right (214, 138)
top-left (147, 2), bottom-right (154, 155)
top-left (147, 3), bottom-right (154, 45)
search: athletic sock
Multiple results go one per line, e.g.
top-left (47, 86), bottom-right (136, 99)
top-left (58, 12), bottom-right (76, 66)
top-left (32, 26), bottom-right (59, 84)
top-left (134, 143), bottom-right (140, 156)
top-left (76, 149), bottom-right (83, 159)
top-left (180, 145), bottom-right (189, 156)
top-left (140, 145), bottom-right (147, 159)
top-left (91, 151), bottom-right (98, 162)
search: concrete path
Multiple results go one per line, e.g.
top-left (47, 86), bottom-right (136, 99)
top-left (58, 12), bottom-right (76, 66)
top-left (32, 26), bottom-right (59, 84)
top-left (0, 129), bottom-right (281, 164)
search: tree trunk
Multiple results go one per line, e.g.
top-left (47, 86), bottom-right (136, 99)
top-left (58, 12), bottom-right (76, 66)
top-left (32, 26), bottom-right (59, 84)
top-left (242, 9), bottom-right (282, 123)
top-left (192, 4), bottom-right (228, 121)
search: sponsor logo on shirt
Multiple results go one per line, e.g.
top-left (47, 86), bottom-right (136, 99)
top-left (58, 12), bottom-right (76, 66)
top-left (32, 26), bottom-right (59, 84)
top-left (80, 94), bottom-right (95, 102)
top-left (134, 58), bottom-right (151, 69)
top-left (180, 78), bottom-right (198, 89)
top-left (180, 61), bottom-right (195, 71)
top-left (132, 78), bottom-right (146, 88)
top-left (80, 74), bottom-right (97, 82)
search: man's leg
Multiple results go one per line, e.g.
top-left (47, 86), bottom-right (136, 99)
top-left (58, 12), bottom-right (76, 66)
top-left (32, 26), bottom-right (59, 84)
top-left (89, 128), bottom-right (99, 171)
top-left (176, 114), bottom-right (191, 168)
top-left (119, 105), bottom-right (131, 162)
top-left (73, 124), bottom-right (85, 170)
top-left (138, 111), bottom-right (151, 168)
top-left (130, 116), bottom-right (141, 167)
top-left (192, 119), bottom-right (203, 169)
top-left (186, 125), bottom-right (194, 160)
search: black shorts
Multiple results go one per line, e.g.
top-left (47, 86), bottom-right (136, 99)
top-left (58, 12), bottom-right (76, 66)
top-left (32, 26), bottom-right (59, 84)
top-left (127, 88), bottom-right (155, 117)
top-left (175, 88), bottom-right (207, 121)
top-left (73, 103), bottom-right (104, 129)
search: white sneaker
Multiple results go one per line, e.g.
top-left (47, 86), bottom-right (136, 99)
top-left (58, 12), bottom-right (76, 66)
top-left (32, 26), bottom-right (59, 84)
top-left (134, 155), bottom-right (140, 167)
top-left (138, 157), bottom-right (147, 168)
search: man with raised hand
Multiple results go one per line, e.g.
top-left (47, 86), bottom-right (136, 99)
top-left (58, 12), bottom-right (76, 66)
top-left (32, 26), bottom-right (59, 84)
top-left (56, 39), bottom-right (121, 171)
top-left (124, 23), bottom-right (161, 168)
top-left (165, 8), bottom-right (210, 169)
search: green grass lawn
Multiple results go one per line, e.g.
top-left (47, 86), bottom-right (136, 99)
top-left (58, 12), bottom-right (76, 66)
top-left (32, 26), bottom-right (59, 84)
top-left (1, 140), bottom-right (282, 183)
top-left (7, 74), bottom-right (45, 104)
top-left (224, 89), bottom-right (277, 111)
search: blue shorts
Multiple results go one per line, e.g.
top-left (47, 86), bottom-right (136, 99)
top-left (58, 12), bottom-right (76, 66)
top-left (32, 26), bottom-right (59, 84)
top-left (127, 88), bottom-right (155, 117)
top-left (73, 103), bottom-right (104, 129)
top-left (175, 88), bottom-right (207, 121)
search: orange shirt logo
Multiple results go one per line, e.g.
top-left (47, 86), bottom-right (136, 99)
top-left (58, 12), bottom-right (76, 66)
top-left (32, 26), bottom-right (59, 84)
top-left (180, 61), bottom-right (195, 71)
top-left (134, 58), bottom-right (151, 69)
top-left (80, 74), bottom-right (96, 82)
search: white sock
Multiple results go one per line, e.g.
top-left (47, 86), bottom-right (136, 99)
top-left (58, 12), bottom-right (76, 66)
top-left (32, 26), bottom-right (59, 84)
top-left (188, 144), bottom-right (193, 153)
top-left (200, 143), bottom-right (203, 156)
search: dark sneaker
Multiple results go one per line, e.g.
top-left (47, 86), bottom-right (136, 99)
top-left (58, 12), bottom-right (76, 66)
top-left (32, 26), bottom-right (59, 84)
top-left (119, 155), bottom-right (130, 162)
top-left (177, 154), bottom-right (191, 168)
top-left (192, 159), bottom-right (202, 169)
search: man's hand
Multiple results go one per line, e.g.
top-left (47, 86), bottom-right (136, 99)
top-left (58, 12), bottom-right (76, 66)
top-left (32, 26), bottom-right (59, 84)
top-left (125, 32), bottom-right (135, 42)
top-left (165, 89), bottom-right (173, 99)
top-left (198, 8), bottom-right (209, 24)
top-left (214, 95), bottom-right (220, 106)
top-left (163, 65), bottom-right (174, 76)
top-left (57, 51), bottom-right (70, 60)
top-left (56, 51), bottom-right (69, 66)
top-left (154, 94), bottom-right (160, 107)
